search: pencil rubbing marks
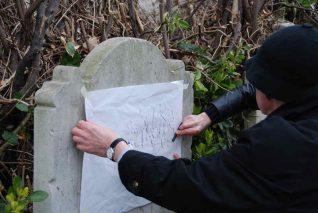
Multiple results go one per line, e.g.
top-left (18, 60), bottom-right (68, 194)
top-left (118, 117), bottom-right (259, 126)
top-left (124, 103), bottom-right (177, 151)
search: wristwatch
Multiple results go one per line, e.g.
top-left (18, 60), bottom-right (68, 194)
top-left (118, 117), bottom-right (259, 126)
top-left (106, 138), bottom-right (130, 160)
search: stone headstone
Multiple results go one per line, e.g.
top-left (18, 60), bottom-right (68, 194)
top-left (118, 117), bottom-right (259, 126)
top-left (34, 37), bottom-right (193, 212)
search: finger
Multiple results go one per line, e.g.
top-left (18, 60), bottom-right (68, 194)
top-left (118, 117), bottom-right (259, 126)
top-left (179, 116), bottom-right (197, 130)
top-left (182, 114), bottom-right (194, 121)
top-left (84, 120), bottom-right (95, 128)
top-left (76, 120), bottom-right (87, 129)
top-left (179, 120), bottom-right (194, 129)
top-left (177, 127), bottom-right (200, 136)
top-left (76, 143), bottom-right (87, 153)
top-left (71, 127), bottom-right (76, 135)
top-left (72, 135), bottom-right (86, 144)
top-left (71, 127), bottom-right (84, 136)
top-left (176, 126), bottom-right (198, 135)
top-left (173, 153), bottom-right (180, 159)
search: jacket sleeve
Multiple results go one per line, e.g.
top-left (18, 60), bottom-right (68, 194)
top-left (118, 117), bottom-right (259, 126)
top-left (118, 144), bottom-right (280, 212)
top-left (204, 83), bottom-right (258, 123)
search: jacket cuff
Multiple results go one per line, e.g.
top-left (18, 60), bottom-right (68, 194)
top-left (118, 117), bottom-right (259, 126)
top-left (204, 104), bottom-right (221, 123)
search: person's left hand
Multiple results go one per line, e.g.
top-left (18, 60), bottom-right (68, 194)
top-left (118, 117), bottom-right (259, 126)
top-left (176, 112), bottom-right (211, 137)
top-left (71, 120), bottom-right (118, 157)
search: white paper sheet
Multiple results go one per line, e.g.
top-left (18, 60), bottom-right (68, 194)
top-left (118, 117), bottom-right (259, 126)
top-left (80, 81), bottom-right (184, 213)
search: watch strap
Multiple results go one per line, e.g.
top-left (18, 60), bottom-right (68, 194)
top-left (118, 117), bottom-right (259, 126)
top-left (110, 138), bottom-right (128, 149)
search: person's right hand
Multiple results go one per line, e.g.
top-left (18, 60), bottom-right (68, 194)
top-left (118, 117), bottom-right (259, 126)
top-left (176, 112), bottom-right (212, 137)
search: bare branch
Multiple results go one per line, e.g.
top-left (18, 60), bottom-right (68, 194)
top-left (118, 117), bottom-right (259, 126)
top-left (128, 0), bottom-right (138, 37)
top-left (159, 1), bottom-right (170, 59)
top-left (12, 0), bottom-right (61, 93)
top-left (0, 23), bottom-right (8, 50)
top-left (24, 0), bottom-right (45, 20)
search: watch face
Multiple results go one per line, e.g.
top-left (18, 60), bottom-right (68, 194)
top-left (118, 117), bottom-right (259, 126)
top-left (106, 148), bottom-right (114, 159)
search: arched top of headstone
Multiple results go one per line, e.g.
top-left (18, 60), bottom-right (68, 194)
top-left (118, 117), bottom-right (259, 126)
top-left (80, 37), bottom-right (172, 91)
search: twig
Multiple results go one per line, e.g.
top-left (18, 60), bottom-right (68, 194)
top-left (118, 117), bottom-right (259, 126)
top-left (118, 3), bottom-right (127, 21)
top-left (198, 23), bottom-right (209, 45)
top-left (303, 11), bottom-right (318, 25)
top-left (273, 1), bottom-right (316, 12)
top-left (22, 165), bottom-right (25, 186)
top-left (108, 0), bottom-right (112, 13)
top-left (0, 23), bottom-right (8, 50)
top-left (1, 162), bottom-right (32, 165)
top-left (20, 53), bottom-right (41, 95)
top-left (211, 34), bottom-right (224, 60)
top-left (0, 72), bottom-right (15, 92)
top-left (92, 0), bottom-right (95, 36)
top-left (134, 7), bottom-right (144, 33)
top-left (186, 0), bottom-right (209, 23)
top-left (159, 1), bottom-right (170, 58)
top-left (74, 18), bottom-right (79, 41)
top-left (15, 0), bottom-right (25, 19)
top-left (128, 0), bottom-right (138, 37)
top-left (227, 0), bottom-right (242, 53)
top-left (166, 0), bottom-right (173, 14)
top-left (53, 0), bottom-right (80, 30)
top-left (242, 0), bottom-right (252, 24)
top-left (80, 19), bottom-right (93, 51)
top-left (0, 3), bottom-right (15, 12)
top-left (0, 95), bottom-right (30, 106)
top-left (103, 13), bottom-right (115, 41)
top-left (251, 0), bottom-right (266, 34)
top-left (0, 161), bottom-right (11, 176)
top-left (6, 149), bottom-right (34, 157)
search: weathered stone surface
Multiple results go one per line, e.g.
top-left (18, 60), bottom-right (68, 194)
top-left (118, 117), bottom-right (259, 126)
top-left (34, 66), bottom-right (84, 212)
top-left (34, 37), bottom-right (193, 213)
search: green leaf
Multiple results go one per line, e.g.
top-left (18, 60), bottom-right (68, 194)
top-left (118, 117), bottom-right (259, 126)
top-left (65, 41), bottom-right (76, 57)
top-left (195, 143), bottom-right (205, 156)
top-left (203, 129), bottom-right (213, 144)
top-left (178, 42), bottom-right (204, 54)
top-left (5, 193), bottom-right (15, 203)
top-left (2, 131), bottom-right (18, 145)
top-left (4, 204), bottom-right (11, 213)
top-left (192, 105), bottom-right (202, 115)
top-left (15, 103), bottom-right (28, 112)
top-left (12, 92), bottom-right (23, 99)
top-left (13, 176), bottom-right (23, 192)
top-left (60, 52), bottom-right (81, 67)
top-left (0, 201), bottom-right (5, 213)
top-left (178, 19), bottom-right (190, 29)
top-left (15, 201), bottom-right (26, 212)
top-left (194, 81), bottom-right (208, 93)
top-left (28, 191), bottom-right (48, 202)
top-left (297, 0), bottom-right (316, 8)
top-left (194, 71), bottom-right (201, 81)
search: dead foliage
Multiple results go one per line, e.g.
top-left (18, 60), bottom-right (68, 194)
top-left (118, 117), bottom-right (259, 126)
top-left (0, 0), bottom-right (317, 198)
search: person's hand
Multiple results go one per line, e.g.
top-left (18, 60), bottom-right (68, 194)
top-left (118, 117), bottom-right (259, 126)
top-left (172, 153), bottom-right (180, 159)
top-left (176, 112), bottom-right (212, 137)
top-left (71, 120), bottom-right (118, 157)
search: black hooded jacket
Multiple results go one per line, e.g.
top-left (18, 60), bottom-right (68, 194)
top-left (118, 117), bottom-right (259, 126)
top-left (118, 84), bottom-right (318, 212)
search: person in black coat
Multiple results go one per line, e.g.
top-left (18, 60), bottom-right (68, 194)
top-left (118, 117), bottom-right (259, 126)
top-left (72, 24), bottom-right (318, 212)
